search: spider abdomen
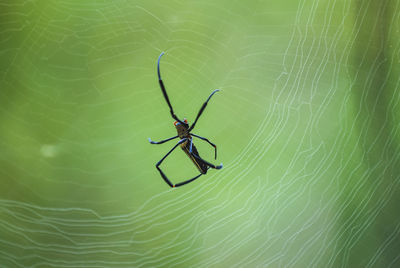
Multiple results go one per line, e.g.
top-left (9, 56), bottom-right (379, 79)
top-left (181, 140), bottom-right (208, 174)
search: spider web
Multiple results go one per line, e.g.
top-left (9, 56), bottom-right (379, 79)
top-left (1, 0), bottom-right (400, 267)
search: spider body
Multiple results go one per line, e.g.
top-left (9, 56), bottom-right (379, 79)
top-left (174, 119), bottom-right (209, 174)
top-left (148, 52), bottom-right (222, 188)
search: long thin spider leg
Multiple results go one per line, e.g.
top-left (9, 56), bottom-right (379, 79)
top-left (192, 151), bottom-right (223, 170)
top-left (191, 133), bottom-right (217, 159)
top-left (156, 138), bottom-right (187, 188)
top-left (156, 138), bottom-right (204, 188)
top-left (174, 173), bottom-right (203, 187)
top-left (157, 52), bottom-right (184, 125)
top-left (148, 135), bottom-right (178, 144)
top-left (188, 89), bottom-right (220, 132)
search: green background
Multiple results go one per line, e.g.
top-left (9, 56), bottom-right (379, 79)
top-left (1, 0), bottom-right (400, 267)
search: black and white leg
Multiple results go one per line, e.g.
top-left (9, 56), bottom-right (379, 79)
top-left (148, 135), bottom-right (178, 144)
top-left (192, 153), bottom-right (223, 170)
top-left (156, 138), bottom-right (187, 187)
top-left (174, 173), bottom-right (203, 187)
top-left (157, 52), bottom-right (184, 125)
top-left (191, 133), bottom-right (217, 159)
top-left (155, 138), bottom-right (205, 188)
top-left (188, 138), bottom-right (222, 170)
top-left (188, 89), bottom-right (220, 132)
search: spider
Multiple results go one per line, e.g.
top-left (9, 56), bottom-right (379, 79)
top-left (148, 52), bottom-right (223, 188)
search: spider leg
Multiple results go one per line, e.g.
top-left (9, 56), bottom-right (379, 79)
top-left (189, 139), bottom-right (223, 169)
top-left (174, 173), bottom-right (203, 187)
top-left (191, 133), bottom-right (217, 159)
top-left (157, 52), bottom-right (184, 125)
top-left (155, 138), bottom-right (187, 188)
top-left (188, 89), bottom-right (219, 132)
top-left (148, 135), bottom-right (178, 144)
top-left (170, 138), bottom-right (205, 187)
top-left (191, 149), bottom-right (223, 170)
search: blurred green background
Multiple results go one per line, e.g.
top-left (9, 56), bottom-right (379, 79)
top-left (1, 0), bottom-right (400, 267)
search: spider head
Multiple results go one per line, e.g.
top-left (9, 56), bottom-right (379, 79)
top-left (174, 118), bottom-right (189, 136)
top-left (173, 118), bottom-right (189, 127)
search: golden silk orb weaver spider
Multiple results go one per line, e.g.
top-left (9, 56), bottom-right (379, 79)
top-left (148, 52), bottom-right (223, 188)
